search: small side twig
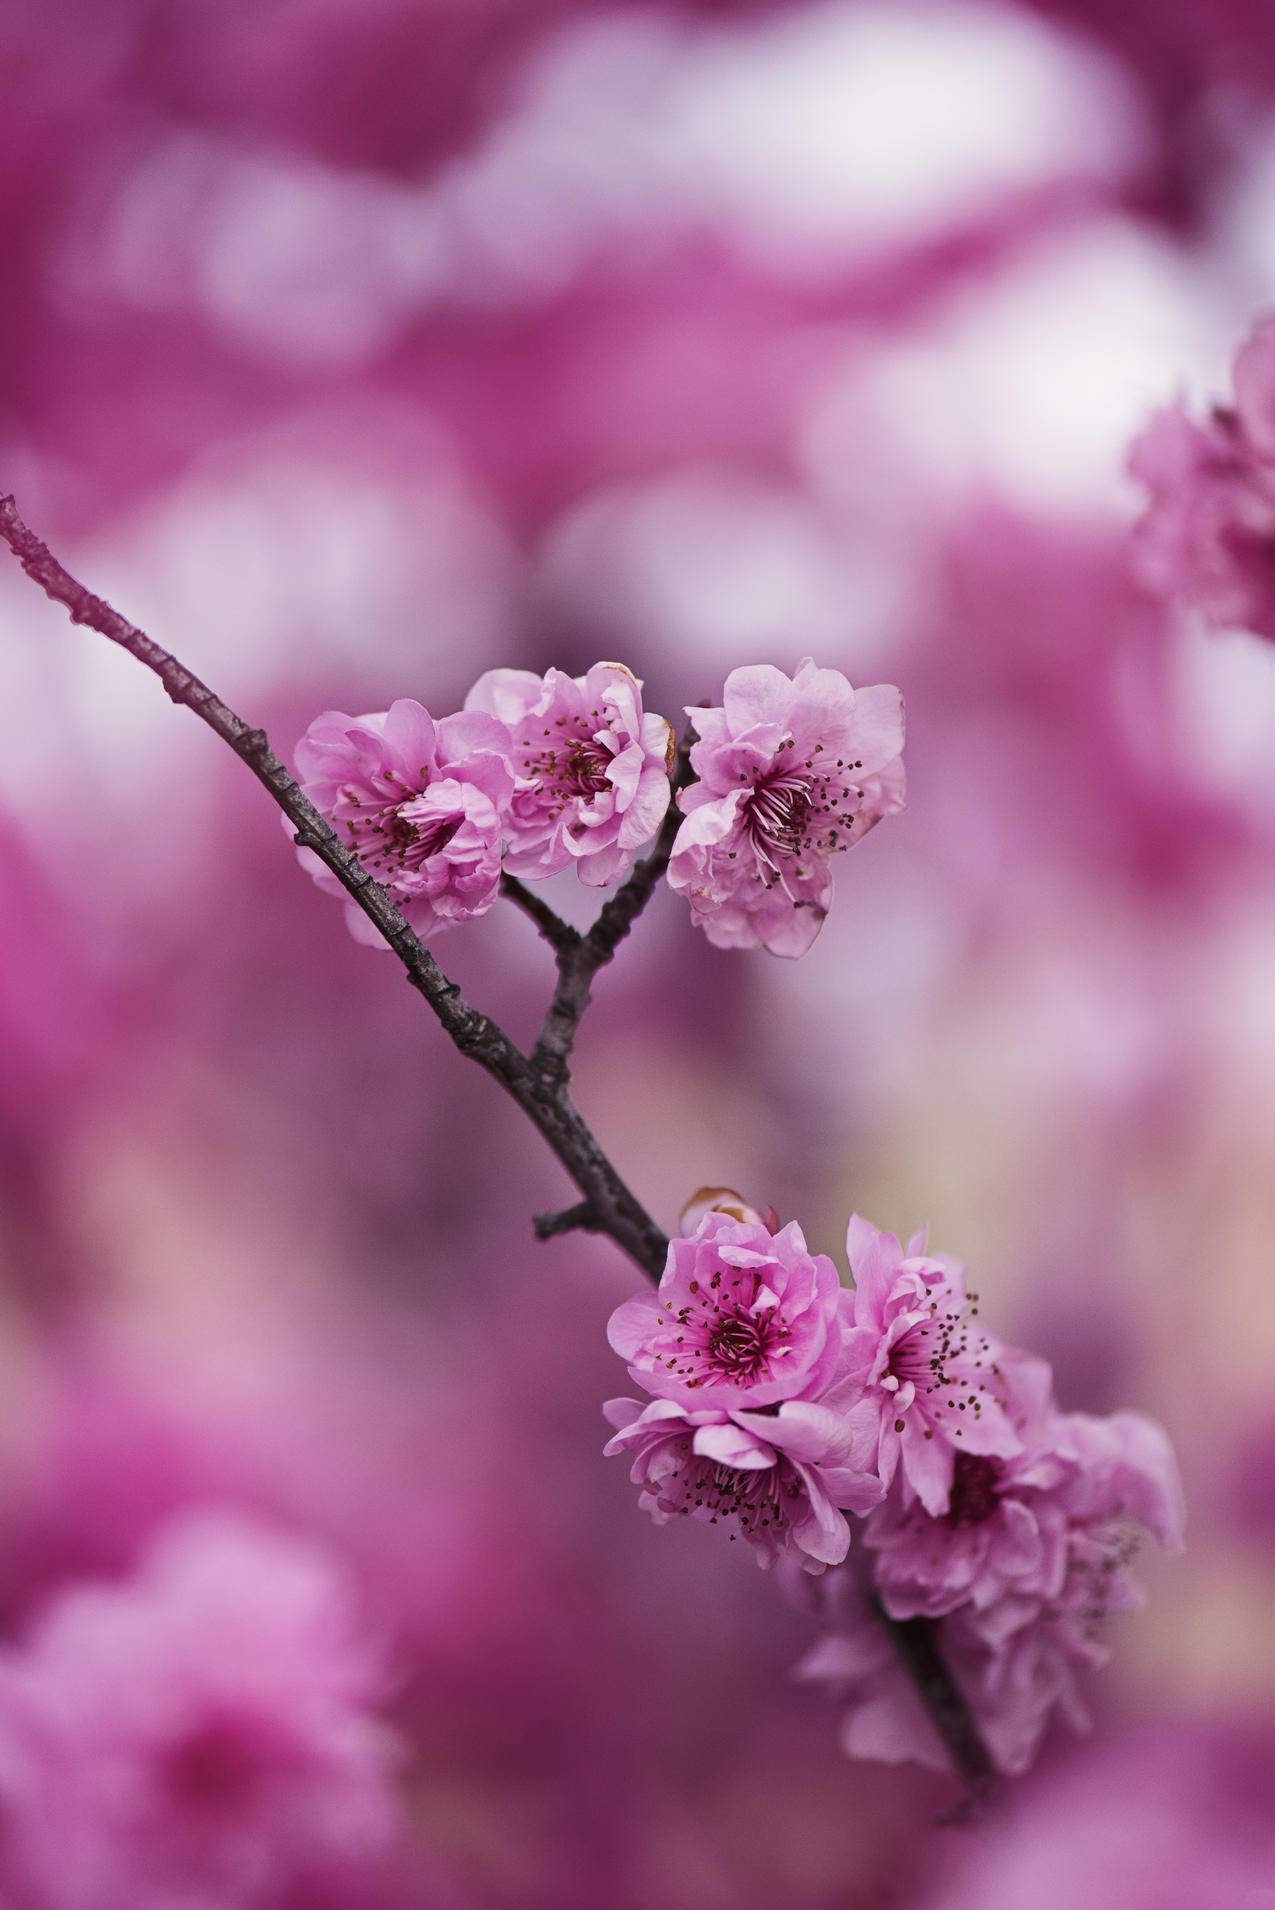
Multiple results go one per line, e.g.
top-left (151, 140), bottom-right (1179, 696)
top-left (533, 1199), bottom-right (604, 1241)
top-left (500, 873), bottom-right (581, 957)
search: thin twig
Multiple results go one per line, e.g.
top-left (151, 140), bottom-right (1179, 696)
top-left (499, 873), bottom-right (581, 957)
top-left (530, 737), bottom-right (692, 1084)
top-left (534, 1199), bottom-right (602, 1241)
top-left (1, 495), bottom-right (998, 1811)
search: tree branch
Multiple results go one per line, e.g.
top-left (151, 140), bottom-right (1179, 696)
top-left (530, 738), bottom-right (692, 1084)
top-left (0, 496), bottom-right (667, 1280)
top-left (876, 1605), bottom-right (1000, 1814)
top-left (533, 1199), bottom-right (603, 1241)
top-left (500, 873), bottom-right (581, 958)
top-left (0, 495), bottom-right (997, 1810)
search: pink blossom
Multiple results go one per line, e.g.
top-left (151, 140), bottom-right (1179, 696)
top-left (796, 1404), bottom-right (1183, 1776)
top-left (1129, 314), bottom-right (1275, 640)
top-left (603, 1387), bottom-right (882, 1573)
top-left (918, 1723), bottom-right (1275, 1910)
top-left (607, 1210), bottom-right (846, 1412)
top-left (667, 660), bottom-right (905, 957)
top-left (842, 1216), bottom-right (1023, 1517)
top-left (0, 1511), bottom-right (401, 1908)
top-left (864, 1356), bottom-right (1071, 1621)
top-left (464, 662), bottom-right (672, 885)
top-left (293, 697), bottom-right (514, 942)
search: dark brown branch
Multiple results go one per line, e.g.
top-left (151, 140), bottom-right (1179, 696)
top-left (0, 495), bottom-right (998, 1809)
top-left (533, 1199), bottom-right (602, 1241)
top-left (530, 738), bottom-right (692, 1084)
top-left (0, 496), bottom-right (667, 1281)
top-left (500, 873), bottom-right (581, 958)
top-left (877, 1606), bottom-right (1000, 1814)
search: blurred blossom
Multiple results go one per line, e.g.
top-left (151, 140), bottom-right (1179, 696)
top-left (1130, 311), bottom-right (1275, 639)
top-left (917, 1721), bottom-right (1275, 1910)
top-left (0, 1513), bottom-right (403, 1909)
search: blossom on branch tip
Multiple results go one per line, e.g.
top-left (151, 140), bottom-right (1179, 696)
top-left (608, 1209), bottom-right (846, 1412)
top-left (1129, 313), bottom-right (1275, 640)
top-left (667, 659), bottom-right (905, 957)
top-left (292, 697), bottom-right (515, 944)
top-left (603, 1388), bottom-right (883, 1573)
top-left (464, 662), bottom-right (672, 886)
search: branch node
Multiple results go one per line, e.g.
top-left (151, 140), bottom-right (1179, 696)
top-left (533, 1200), bottom-right (603, 1241)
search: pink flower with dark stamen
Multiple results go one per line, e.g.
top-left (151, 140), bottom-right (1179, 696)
top-left (795, 1402), bottom-right (1183, 1775)
top-left (667, 659), bottom-right (905, 957)
top-left (864, 1358), bottom-right (1073, 1620)
top-left (293, 697), bottom-right (514, 943)
top-left (607, 1210), bottom-right (846, 1412)
top-left (464, 662), bottom-right (672, 885)
top-left (842, 1216), bottom-right (1023, 1516)
top-left (603, 1387), bottom-right (883, 1573)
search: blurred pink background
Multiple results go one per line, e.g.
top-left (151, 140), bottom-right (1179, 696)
top-left (3, 2), bottom-right (1275, 1904)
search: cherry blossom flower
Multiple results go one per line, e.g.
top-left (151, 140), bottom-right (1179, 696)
top-left (842, 1216), bottom-right (1023, 1516)
top-left (667, 659), bottom-right (905, 957)
top-left (863, 1356), bottom-right (1071, 1621)
top-left (795, 1403), bottom-right (1183, 1776)
top-left (464, 662), bottom-right (672, 885)
top-left (0, 1512), bottom-right (401, 1908)
top-left (607, 1209), bottom-right (846, 1413)
top-left (1129, 313), bottom-right (1275, 640)
top-left (603, 1387), bottom-right (882, 1573)
top-left (293, 697), bottom-right (515, 942)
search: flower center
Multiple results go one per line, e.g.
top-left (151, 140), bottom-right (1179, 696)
top-left (165, 1719), bottom-right (260, 1808)
top-left (945, 1453), bottom-right (1003, 1528)
top-left (706, 1310), bottom-right (774, 1380)
top-left (743, 745), bottom-right (870, 891)
top-left (886, 1287), bottom-right (995, 1435)
top-left (660, 1443), bottom-right (802, 1538)
top-left (561, 736), bottom-right (613, 795)
top-left (748, 772), bottom-right (814, 862)
top-left (661, 1271), bottom-right (792, 1390)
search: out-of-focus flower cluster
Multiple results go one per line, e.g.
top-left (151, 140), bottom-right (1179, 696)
top-left (606, 1201), bottom-right (1183, 1778)
top-left (1130, 314), bottom-right (1275, 642)
top-left (293, 658), bottom-right (904, 955)
top-left (0, 1513), bottom-right (404, 1910)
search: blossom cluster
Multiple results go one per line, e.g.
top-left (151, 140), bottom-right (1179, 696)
top-left (605, 1200), bottom-right (1183, 1776)
top-left (1129, 312), bottom-right (1275, 641)
top-left (0, 1514), bottom-right (401, 1908)
top-left (293, 658), bottom-right (905, 956)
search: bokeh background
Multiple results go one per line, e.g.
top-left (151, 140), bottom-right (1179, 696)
top-left (3, 1), bottom-right (1275, 1904)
